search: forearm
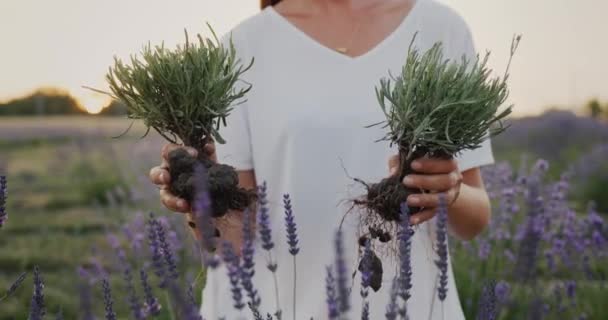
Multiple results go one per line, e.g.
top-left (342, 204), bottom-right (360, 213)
top-left (447, 182), bottom-right (491, 240)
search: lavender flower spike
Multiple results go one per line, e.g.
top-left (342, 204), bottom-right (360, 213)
top-left (476, 280), bottom-right (497, 320)
top-left (398, 202), bottom-right (413, 319)
top-left (0, 272), bottom-right (26, 302)
top-left (0, 175), bottom-right (7, 228)
top-left (154, 218), bottom-right (179, 281)
top-left (147, 213), bottom-right (166, 288)
top-left (119, 250), bottom-right (144, 320)
top-left (192, 164), bottom-right (220, 265)
top-left (240, 209), bottom-right (261, 308)
top-left (102, 278), bottom-right (117, 320)
top-left (325, 266), bottom-right (340, 320)
top-left (222, 241), bottom-right (246, 310)
top-left (360, 241), bottom-right (373, 299)
top-left (78, 281), bottom-right (94, 320)
top-left (385, 277), bottom-right (399, 320)
top-left (258, 182), bottom-right (274, 251)
top-left (29, 266), bottom-right (45, 320)
top-left (140, 269), bottom-right (161, 316)
top-left (334, 229), bottom-right (351, 313)
top-left (283, 194), bottom-right (300, 256)
top-left (284, 193), bottom-right (299, 320)
top-left (435, 193), bottom-right (449, 301)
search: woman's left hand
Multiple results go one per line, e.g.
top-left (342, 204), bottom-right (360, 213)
top-left (388, 155), bottom-right (463, 225)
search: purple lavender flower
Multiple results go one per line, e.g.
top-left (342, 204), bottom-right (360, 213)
top-left (514, 178), bottom-right (543, 282)
top-left (361, 302), bottom-right (370, 320)
top-left (154, 218), bottom-right (179, 281)
top-left (435, 193), bottom-right (449, 301)
top-left (325, 266), bottom-right (339, 320)
top-left (222, 241), bottom-right (245, 310)
top-left (283, 194), bottom-right (300, 256)
top-left (476, 280), bottom-right (497, 320)
top-left (140, 268), bottom-right (161, 316)
top-left (284, 193), bottom-right (299, 320)
top-left (166, 280), bottom-right (201, 320)
top-left (147, 214), bottom-right (167, 288)
top-left (385, 277), bottom-right (399, 320)
top-left (257, 182), bottom-right (274, 251)
top-left (478, 240), bottom-right (491, 260)
top-left (494, 281), bottom-right (510, 304)
top-left (0, 175), bottom-right (6, 228)
top-left (240, 209), bottom-right (261, 308)
top-left (102, 278), bottom-right (117, 320)
top-left (398, 202), bottom-right (412, 318)
top-left (29, 266), bottom-right (45, 320)
top-left (0, 272), bottom-right (26, 302)
top-left (78, 281), bottom-right (94, 320)
top-left (191, 164), bottom-right (219, 261)
top-left (122, 211), bottom-right (147, 252)
top-left (334, 229), bottom-right (350, 313)
top-left (118, 250), bottom-right (144, 320)
top-left (565, 280), bottom-right (576, 300)
top-left (186, 284), bottom-right (203, 320)
top-left (360, 241), bottom-right (372, 299)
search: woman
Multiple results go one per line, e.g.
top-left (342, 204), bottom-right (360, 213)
top-left (149, 0), bottom-right (494, 318)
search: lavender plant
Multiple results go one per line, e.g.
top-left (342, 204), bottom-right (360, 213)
top-left (355, 35), bottom-right (519, 226)
top-left (3, 148), bottom-right (606, 319)
top-left (99, 25), bottom-right (256, 219)
top-left (352, 36), bottom-right (520, 292)
top-left (453, 158), bottom-right (608, 319)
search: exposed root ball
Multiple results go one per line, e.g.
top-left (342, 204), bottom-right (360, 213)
top-left (356, 175), bottom-right (421, 222)
top-left (168, 148), bottom-right (256, 218)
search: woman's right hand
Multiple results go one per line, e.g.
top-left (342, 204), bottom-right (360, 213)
top-left (149, 142), bottom-right (217, 213)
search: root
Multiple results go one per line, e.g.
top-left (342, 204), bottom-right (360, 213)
top-left (168, 148), bottom-right (257, 218)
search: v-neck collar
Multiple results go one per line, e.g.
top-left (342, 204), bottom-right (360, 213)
top-left (265, 0), bottom-right (421, 63)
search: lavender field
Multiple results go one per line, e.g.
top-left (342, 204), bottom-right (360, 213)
top-left (0, 112), bottom-right (607, 319)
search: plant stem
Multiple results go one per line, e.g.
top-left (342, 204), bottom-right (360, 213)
top-left (165, 291), bottom-right (176, 320)
top-left (268, 251), bottom-right (282, 319)
top-left (293, 255), bottom-right (297, 320)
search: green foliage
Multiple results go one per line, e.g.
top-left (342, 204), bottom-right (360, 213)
top-left (0, 88), bottom-right (86, 116)
top-left (104, 25), bottom-right (254, 150)
top-left (373, 35), bottom-right (519, 158)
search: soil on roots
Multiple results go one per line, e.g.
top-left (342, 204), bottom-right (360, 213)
top-left (168, 148), bottom-right (257, 218)
top-left (356, 175), bottom-right (422, 222)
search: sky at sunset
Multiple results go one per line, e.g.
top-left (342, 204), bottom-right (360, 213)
top-left (1, 0), bottom-right (606, 115)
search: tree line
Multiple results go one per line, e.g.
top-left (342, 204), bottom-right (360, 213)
top-left (0, 88), bottom-right (127, 116)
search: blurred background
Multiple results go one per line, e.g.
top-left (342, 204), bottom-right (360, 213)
top-left (0, 0), bottom-right (606, 319)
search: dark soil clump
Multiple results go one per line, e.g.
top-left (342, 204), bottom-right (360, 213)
top-left (168, 148), bottom-right (256, 218)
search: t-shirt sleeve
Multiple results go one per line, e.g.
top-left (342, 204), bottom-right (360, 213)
top-left (214, 32), bottom-right (255, 171)
top-left (452, 23), bottom-right (496, 172)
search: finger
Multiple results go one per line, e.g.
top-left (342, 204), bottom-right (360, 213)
top-left (161, 143), bottom-right (197, 161)
top-left (403, 172), bottom-right (461, 191)
top-left (149, 166), bottom-right (170, 185)
top-left (410, 208), bottom-right (437, 225)
top-left (160, 188), bottom-right (190, 213)
top-left (204, 142), bottom-right (218, 162)
top-left (204, 142), bottom-right (216, 156)
top-left (388, 154), bottom-right (400, 176)
top-left (407, 193), bottom-right (439, 208)
top-left (407, 190), bottom-right (456, 208)
top-left (411, 157), bottom-right (458, 174)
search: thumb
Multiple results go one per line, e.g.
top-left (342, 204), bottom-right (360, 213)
top-left (388, 154), bottom-right (400, 176)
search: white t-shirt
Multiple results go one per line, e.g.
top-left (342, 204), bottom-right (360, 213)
top-left (203, 0), bottom-right (494, 319)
